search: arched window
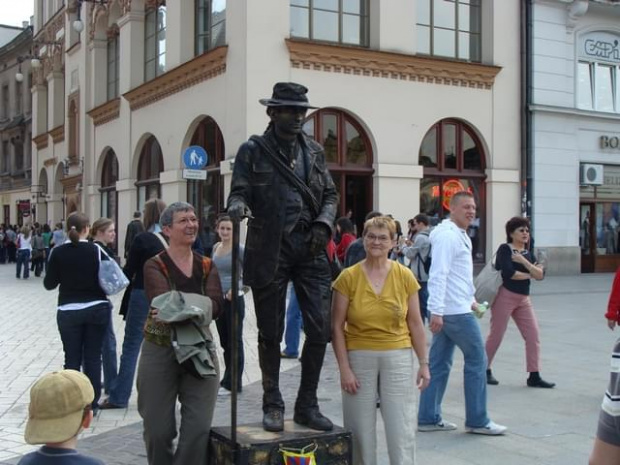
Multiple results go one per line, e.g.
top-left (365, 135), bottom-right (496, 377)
top-left (136, 136), bottom-right (164, 211)
top-left (419, 119), bottom-right (486, 261)
top-left (186, 117), bottom-right (224, 255)
top-left (304, 109), bottom-right (373, 233)
top-left (100, 149), bottom-right (118, 220)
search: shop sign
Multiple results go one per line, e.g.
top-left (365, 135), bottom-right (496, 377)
top-left (601, 135), bottom-right (620, 150)
top-left (593, 165), bottom-right (620, 200)
top-left (431, 179), bottom-right (473, 210)
top-left (18, 199), bottom-right (31, 217)
top-left (579, 32), bottom-right (620, 64)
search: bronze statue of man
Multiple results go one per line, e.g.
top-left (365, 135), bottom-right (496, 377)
top-left (227, 82), bottom-right (338, 432)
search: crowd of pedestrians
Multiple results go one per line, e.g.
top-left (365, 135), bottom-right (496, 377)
top-left (11, 189), bottom-right (620, 465)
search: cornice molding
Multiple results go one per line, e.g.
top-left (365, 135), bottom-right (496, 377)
top-left (33, 133), bottom-right (49, 150)
top-left (49, 125), bottom-right (65, 144)
top-left (286, 40), bottom-right (502, 90)
top-left (43, 157), bottom-right (57, 167)
top-left (123, 46), bottom-right (227, 111)
top-left (88, 98), bottom-right (121, 126)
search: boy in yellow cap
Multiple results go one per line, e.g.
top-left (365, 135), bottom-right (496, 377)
top-left (18, 370), bottom-right (104, 464)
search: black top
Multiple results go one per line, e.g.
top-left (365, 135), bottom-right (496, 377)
top-left (44, 241), bottom-right (107, 306)
top-left (124, 232), bottom-right (167, 289)
top-left (17, 446), bottom-right (105, 465)
top-left (495, 243), bottom-right (536, 296)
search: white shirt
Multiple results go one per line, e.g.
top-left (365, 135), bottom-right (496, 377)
top-left (427, 219), bottom-right (475, 316)
top-left (18, 233), bottom-right (32, 251)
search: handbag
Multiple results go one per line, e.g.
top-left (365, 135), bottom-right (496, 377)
top-left (474, 253), bottom-right (502, 306)
top-left (96, 244), bottom-right (130, 295)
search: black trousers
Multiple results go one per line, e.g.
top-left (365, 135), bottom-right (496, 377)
top-left (251, 230), bottom-right (332, 412)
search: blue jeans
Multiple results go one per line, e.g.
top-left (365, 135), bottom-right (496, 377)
top-left (418, 281), bottom-right (429, 324)
top-left (16, 249), bottom-right (30, 278)
top-left (282, 285), bottom-right (302, 357)
top-left (215, 295), bottom-right (245, 391)
top-left (107, 288), bottom-right (149, 407)
top-left (418, 313), bottom-right (489, 429)
top-left (102, 310), bottom-right (118, 393)
top-left (57, 303), bottom-right (110, 408)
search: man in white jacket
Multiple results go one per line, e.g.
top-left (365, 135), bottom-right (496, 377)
top-left (417, 191), bottom-right (507, 436)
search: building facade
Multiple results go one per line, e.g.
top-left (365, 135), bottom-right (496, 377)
top-left (0, 24), bottom-right (34, 226)
top-left (31, 0), bottom-right (521, 260)
top-left (531, 0), bottom-right (620, 273)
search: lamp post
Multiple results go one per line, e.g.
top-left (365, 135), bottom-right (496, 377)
top-left (73, 0), bottom-right (109, 33)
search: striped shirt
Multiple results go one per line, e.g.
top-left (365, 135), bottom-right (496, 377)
top-left (602, 339), bottom-right (620, 417)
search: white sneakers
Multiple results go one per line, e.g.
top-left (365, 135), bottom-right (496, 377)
top-left (418, 421), bottom-right (458, 432)
top-left (418, 420), bottom-right (507, 436)
top-left (466, 420), bottom-right (507, 436)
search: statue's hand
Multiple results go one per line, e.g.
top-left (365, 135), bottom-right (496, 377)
top-left (309, 223), bottom-right (330, 255)
top-left (228, 200), bottom-right (252, 222)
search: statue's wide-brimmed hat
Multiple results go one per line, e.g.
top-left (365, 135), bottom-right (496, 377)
top-left (259, 82), bottom-right (318, 109)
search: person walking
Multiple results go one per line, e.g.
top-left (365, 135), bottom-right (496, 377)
top-left (43, 213), bottom-right (111, 410)
top-left (335, 216), bottom-right (356, 263)
top-left (6, 225), bottom-right (17, 263)
top-left (484, 217), bottom-right (555, 388)
top-left (41, 224), bottom-right (52, 273)
top-left (124, 211), bottom-right (144, 259)
top-left (212, 214), bottom-right (246, 395)
top-left (51, 222), bottom-right (66, 248)
top-left (16, 225), bottom-right (32, 279)
top-left (590, 267), bottom-right (620, 465)
top-left (402, 214), bottom-right (432, 324)
top-left (100, 199), bottom-right (167, 409)
top-left (417, 191), bottom-right (507, 436)
top-left (91, 218), bottom-right (120, 397)
top-left (332, 216), bottom-right (429, 464)
top-left (281, 284), bottom-right (302, 359)
top-left (31, 228), bottom-right (45, 277)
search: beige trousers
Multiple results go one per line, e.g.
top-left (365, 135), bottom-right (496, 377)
top-left (342, 349), bottom-right (417, 465)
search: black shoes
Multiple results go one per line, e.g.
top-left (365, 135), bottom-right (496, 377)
top-left (262, 409), bottom-right (284, 432)
top-left (486, 369), bottom-right (499, 385)
top-left (294, 409), bottom-right (333, 431)
top-left (99, 400), bottom-right (125, 410)
top-left (527, 373), bottom-right (555, 389)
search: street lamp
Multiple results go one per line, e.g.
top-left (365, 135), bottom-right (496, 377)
top-left (73, 0), bottom-right (109, 33)
top-left (14, 55), bottom-right (41, 83)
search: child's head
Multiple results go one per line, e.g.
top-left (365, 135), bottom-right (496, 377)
top-left (24, 370), bottom-right (94, 445)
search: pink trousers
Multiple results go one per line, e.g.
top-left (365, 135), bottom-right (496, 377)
top-left (485, 286), bottom-right (541, 373)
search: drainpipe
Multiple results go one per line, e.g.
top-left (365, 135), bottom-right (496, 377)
top-left (520, 0), bottom-right (533, 223)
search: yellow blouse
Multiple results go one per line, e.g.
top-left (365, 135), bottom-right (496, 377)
top-left (333, 261), bottom-right (420, 351)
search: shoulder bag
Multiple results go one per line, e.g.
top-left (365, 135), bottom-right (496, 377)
top-left (96, 244), bottom-right (130, 295)
top-left (473, 252), bottom-right (502, 306)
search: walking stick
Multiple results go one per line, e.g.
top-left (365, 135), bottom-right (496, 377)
top-left (230, 217), bottom-right (241, 453)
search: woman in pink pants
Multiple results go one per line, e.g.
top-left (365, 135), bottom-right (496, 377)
top-left (484, 217), bottom-right (555, 388)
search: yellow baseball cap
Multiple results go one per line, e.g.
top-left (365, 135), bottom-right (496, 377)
top-left (24, 370), bottom-right (94, 444)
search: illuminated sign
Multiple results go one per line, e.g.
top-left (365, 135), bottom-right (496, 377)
top-left (431, 180), bottom-right (473, 210)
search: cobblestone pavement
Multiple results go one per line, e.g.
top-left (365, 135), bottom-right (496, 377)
top-left (1, 262), bottom-right (617, 464)
top-left (0, 261), bottom-right (302, 462)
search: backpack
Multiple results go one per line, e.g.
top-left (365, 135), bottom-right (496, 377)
top-left (417, 230), bottom-right (432, 275)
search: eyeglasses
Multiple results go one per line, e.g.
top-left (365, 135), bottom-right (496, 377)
top-left (515, 228), bottom-right (529, 233)
top-left (174, 217), bottom-right (198, 226)
top-left (364, 233), bottom-right (391, 243)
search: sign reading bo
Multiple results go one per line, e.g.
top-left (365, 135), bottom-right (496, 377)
top-left (182, 145), bottom-right (208, 180)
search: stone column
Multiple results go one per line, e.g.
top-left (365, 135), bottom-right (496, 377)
top-left (165, 0), bottom-right (194, 69)
top-left (116, 178), bottom-right (138, 260)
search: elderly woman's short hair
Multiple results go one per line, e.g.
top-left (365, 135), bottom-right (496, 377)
top-left (160, 202), bottom-right (195, 227)
top-left (362, 216), bottom-right (397, 238)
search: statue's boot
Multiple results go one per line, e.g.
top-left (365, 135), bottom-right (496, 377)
top-left (293, 342), bottom-right (333, 431)
top-left (259, 339), bottom-right (285, 432)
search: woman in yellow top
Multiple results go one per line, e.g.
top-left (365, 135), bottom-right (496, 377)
top-left (332, 216), bottom-right (430, 465)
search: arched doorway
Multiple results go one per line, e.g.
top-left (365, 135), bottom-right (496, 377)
top-left (419, 119), bottom-right (486, 261)
top-left (303, 109), bottom-right (373, 233)
top-left (100, 149), bottom-right (119, 250)
top-left (186, 116), bottom-right (225, 256)
top-left (135, 135), bottom-right (164, 211)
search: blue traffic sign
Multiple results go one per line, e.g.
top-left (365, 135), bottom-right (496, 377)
top-left (183, 145), bottom-right (208, 169)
